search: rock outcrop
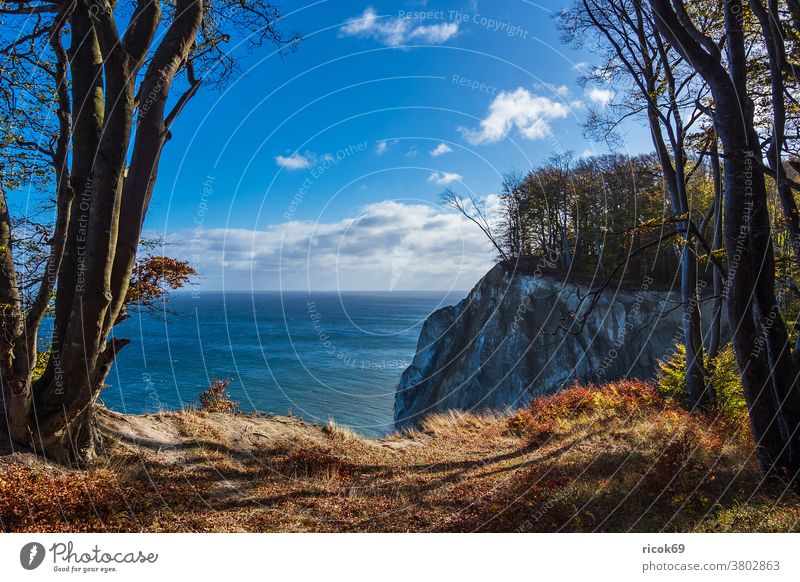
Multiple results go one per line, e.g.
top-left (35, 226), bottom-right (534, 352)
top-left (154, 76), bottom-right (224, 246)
top-left (395, 262), bottom-right (708, 429)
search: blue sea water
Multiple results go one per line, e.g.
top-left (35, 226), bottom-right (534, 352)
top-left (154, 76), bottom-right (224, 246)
top-left (104, 291), bottom-right (464, 437)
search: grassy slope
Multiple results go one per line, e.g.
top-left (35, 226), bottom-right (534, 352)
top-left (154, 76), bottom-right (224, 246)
top-left (1, 380), bottom-right (799, 532)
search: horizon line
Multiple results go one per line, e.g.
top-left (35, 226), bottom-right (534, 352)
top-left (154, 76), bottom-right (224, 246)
top-left (170, 289), bottom-right (472, 294)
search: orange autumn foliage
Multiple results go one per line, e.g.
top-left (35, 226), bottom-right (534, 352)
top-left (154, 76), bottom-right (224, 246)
top-left (123, 255), bottom-right (197, 317)
top-left (507, 380), bottom-right (729, 444)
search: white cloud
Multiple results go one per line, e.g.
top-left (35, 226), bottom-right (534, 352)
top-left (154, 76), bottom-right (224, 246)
top-left (587, 87), bottom-right (614, 106)
top-left (459, 88), bottom-right (571, 145)
top-left (166, 200), bottom-right (496, 291)
top-left (407, 22), bottom-right (459, 43)
top-left (374, 139), bottom-right (400, 155)
top-left (275, 150), bottom-right (334, 170)
top-left (340, 8), bottom-right (459, 47)
top-left (427, 171), bottom-right (462, 186)
top-left (430, 143), bottom-right (453, 157)
top-left (275, 152), bottom-right (312, 170)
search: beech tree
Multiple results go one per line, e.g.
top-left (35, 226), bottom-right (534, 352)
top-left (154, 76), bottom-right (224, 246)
top-left (749, 0), bottom-right (800, 362)
top-left (561, 0), bottom-right (715, 407)
top-left (0, 0), bottom-right (296, 464)
top-left (649, 0), bottom-right (800, 480)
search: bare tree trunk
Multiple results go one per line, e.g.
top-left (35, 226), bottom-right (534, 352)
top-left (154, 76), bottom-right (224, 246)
top-left (0, 186), bottom-right (32, 446)
top-left (105, 0), bottom-right (203, 339)
top-left (676, 156), bottom-right (706, 406)
top-left (38, 8), bottom-right (104, 396)
top-left (707, 140), bottom-right (724, 360)
top-left (26, 4), bottom-right (134, 463)
top-left (649, 106), bottom-right (706, 406)
top-left (749, 0), bottom-right (800, 368)
top-left (2, 4), bottom-right (76, 457)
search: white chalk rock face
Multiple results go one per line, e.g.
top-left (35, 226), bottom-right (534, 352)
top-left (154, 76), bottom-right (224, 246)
top-left (395, 263), bottom-right (692, 430)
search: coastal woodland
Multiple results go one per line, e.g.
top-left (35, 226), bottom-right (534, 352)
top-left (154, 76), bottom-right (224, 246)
top-left (2, 0), bottom-right (800, 532)
top-left (450, 0), bottom-right (800, 483)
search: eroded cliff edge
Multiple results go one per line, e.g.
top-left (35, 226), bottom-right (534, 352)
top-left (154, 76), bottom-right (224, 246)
top-left (395, 262), bottom-right (695, 429)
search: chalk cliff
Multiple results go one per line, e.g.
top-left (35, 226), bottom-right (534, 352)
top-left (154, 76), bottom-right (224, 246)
top-left (395, 262), bottom-right (697, 429)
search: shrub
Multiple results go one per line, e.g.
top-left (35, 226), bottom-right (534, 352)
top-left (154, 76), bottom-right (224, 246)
top-left (707, 345), bottom-right (749, 427)
top-left (508, 380), bottom-right (665, 441)
top-left (198, 378), bottom-right (239, 413)
top-left (658, 343), bottom-right (689, 399)
top-left (657, 343), bottom-right (748, 428)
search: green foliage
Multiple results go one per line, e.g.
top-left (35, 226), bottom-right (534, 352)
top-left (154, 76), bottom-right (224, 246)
top-left (658, 343), bottom-right (748, 427)
top-left (658, 343), bottom-right (688, 398)
top-left (30, 337), bottom-right (52, 382)
top-left (488, 152), bottom-right (717, 284)
top-left (711, 346), bottom-right (749, 426)
top-left (31, 347), bottom-right (48, 381)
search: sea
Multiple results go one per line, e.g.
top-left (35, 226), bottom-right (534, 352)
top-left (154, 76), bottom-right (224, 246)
top-left (104, 291), bottom-right (465, 437)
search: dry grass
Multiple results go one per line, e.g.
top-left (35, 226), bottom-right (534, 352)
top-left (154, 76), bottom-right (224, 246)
top-left (2, 381), bottom-right (799, 532)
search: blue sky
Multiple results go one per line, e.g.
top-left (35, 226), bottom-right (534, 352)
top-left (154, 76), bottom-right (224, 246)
top-left (144, 0), bottom-right (652, 291)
